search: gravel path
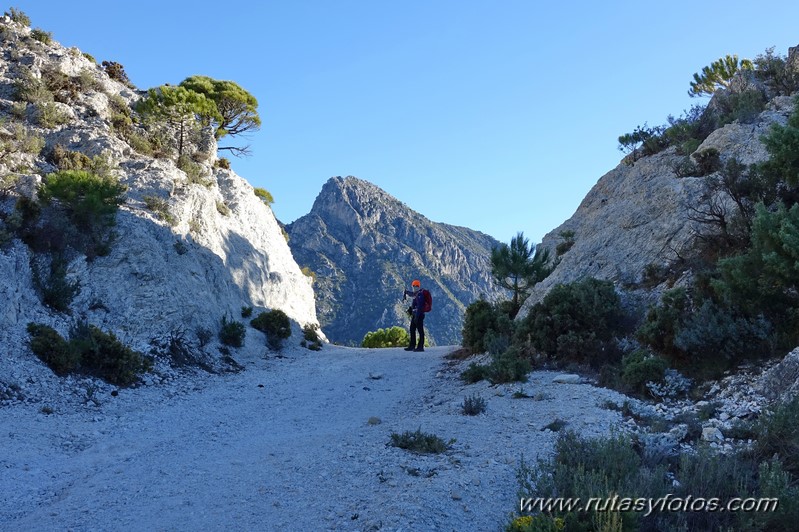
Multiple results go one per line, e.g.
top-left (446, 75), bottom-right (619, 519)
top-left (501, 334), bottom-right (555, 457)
top-left (1, 345), bottom-right (629, 531)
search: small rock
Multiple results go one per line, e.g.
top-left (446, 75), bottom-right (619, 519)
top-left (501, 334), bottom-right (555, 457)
top-left (367, 416), bottom-right (381, 425)
top-left (552, 374), bottom-right (582, 384)
top-left (368, 373), bottom-right (382, 380)
top-left (451, 492), bottom-right (462, 501)
top-left (702, 426), bottom-right (724, 442)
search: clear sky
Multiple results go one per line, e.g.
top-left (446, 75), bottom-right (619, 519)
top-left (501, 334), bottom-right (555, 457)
top-left (12, 1), bottom-right (799, 243)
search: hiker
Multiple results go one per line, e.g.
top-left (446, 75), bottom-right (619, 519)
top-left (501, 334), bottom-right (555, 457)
top-left (403, 279), bottom-right (428, 352)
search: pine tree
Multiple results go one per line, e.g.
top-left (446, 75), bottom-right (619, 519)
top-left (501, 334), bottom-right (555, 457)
top-left (688, 54), bottom-right (754, 97)
top-left (490, 232), bottom-right (551, 318)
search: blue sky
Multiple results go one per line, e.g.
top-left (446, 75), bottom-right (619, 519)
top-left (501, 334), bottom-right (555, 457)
top-left (13, 1), bottom-right (799, 243)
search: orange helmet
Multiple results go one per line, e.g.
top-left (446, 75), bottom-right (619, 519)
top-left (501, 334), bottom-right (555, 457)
top-left (412, 280), bottom-right (420, 287)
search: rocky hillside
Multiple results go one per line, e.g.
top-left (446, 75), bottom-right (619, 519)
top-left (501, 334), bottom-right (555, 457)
top-left (286, 176), bottom-right (506, 345)
top-left (0, 15), bottom-right (320, 380)
top-left (518, 83), bottom-right (797, 319)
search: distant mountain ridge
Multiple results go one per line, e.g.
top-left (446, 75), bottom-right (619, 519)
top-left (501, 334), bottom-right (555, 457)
top-left (286, 176), bottom-right (507, 345)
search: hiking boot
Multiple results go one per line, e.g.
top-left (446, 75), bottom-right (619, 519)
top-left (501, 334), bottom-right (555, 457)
top-left (414, 347), bottom-right (425, 352)
top-left (404, 347), bottom-right (414, 351)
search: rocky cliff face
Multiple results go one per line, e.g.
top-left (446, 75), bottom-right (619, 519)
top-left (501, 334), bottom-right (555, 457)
top-left (517, 94), bottom-right (796, 319)
top-left (286, 176), bottom-right (506, 345)
top-left (0, 17), bottom-right (320, 376)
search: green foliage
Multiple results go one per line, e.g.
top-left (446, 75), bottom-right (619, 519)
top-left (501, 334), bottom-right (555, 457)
top-left (620, 349), bottom-right (667, 395)
top-left (555, 230), bottom-right (575, 256)
top-left (491, 232), bottom-right (551, 318)
top-left (618, 123), bottom-right (668, 161)
top-left (5, 7), bottom-right (30, 26)
top-left (215, 157), bottom-right (231, 170)
top-left (717, 89), bottom-right (768, 126)
top-left (758, 96), bottom-right (799, 187)
top-left (142, 195), bottom-right (176, 226)
top-left (12, 67), bottom-right (53, 104)
top-left (48, 144), bottom-right (92, 171)
top-left (714, 203), bottom-right (799, 350)
top-left (33, 101), bottom-right (70, 128)
top-left (688, 54), bottom-right (754, 97)
top-left (27, 323), bottom-right (77, 375)
top-left (177, 154), bottom-right (210, 185)
top-left (219, 316), bottom-right (245, 348)
top-left (461, 393), bottom-right (486, 415)
top-left (754, 395), bottom-right (799, 477)
top-left (68, 321), bottom-right (152, 386)
top-left (389, 428), bottom-right (452, 454)
top-left (518, 278), bottom-right (622, 367)
top-left (361, 326), bottom-right (409, 348)
top-left (250, 309), bottom-right (291, 351)
top-left (240, 306), bottom-right (253, 318)
top-left (39, 170), bottom-right (126, 233)
top-left (753, 46), bottom-right (799, 96)
top-left (136, 85), bottom-right (219, 157)
top-left (29, 28), bottom-right (52, 44)
top-left (461, 299), bottom-right (497, 353)
top-left (0, 122), bottom-right (45, 164)
top-left (253, 187), bottom-right (274, 206)
top-left (692, 147), bottom-right (721, 176)
top-left (31, 254), bottom-right (80, 312)
top-left (27, 322), bottom-right (150, 386)
top-left (179, 75), bottom-right (261, 144)
top-left (301, 324), bottom-right (323, 350)
top-left (460, 348), bottom-right (530, 385)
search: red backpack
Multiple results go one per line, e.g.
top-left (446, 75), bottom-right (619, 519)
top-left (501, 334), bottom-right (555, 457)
top-left (421, 289), bottom-right (432, 313)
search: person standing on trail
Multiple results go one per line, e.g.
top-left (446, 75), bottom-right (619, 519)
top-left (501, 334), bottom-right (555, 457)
top-left (403, 279), bottom-right (427, 352)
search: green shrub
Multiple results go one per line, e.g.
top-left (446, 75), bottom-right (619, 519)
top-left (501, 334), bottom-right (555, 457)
top-left (69, 321), bottom-right (152, 386)
top-left (461, 299), bottom-right (498, 353)
top-left (693, 147), bottom-right (721, 176)
top-left (0, 123), bottom-right (45, 164)
top-left (461, 362), bottom-right (487, 384)
top-left (302, 324), bottom-right (323, 350)
top-left (6, 7), bottom-right (30, 26)
top-left (31, 254), bottom-right (80, 312)
top-left (718, 89), bottom-right (767, 126)
top-left (27, 323), bottom-right (77, 375)
top-left (142, 195), bottom-right (176, 226)
top-left (13, 67), bottom-right (53, 104)
top-left (34, 101), bottom-right (70, 128)
top-left (29, 28), bottom-right (52, 44)
top-left (250, 309), bottom-right (291, 350)
top-left (215, 157), bottom-right (231, 170)
top-left (485, 348), bottom-right (530, 384)
top-left (27, 321), bottom-right (150, 386)
top-left (389, 428), bottom-right (453, 454)
top-left (461, 394), bottom-right (486, 415)
top-left (754, 395), bottom-right (799, 477)
top-left (240, 306), bottom-right (253, 318)
top-left (253, 187), bottom-right (273, 206)
top-left (555, 230), bottom-right (575, 256)
top-left (47, 144), bottom-right (92, 171)
top-left (361, 326), bottom-right (409, 348)
top-left (517, 278), bottom-right (622, 367)
top-left (219, 316), bottom-right (245, 348)
top-left (38, 169), bottom-right (126, 233)
top-left (177, 154), bottom-right (211, 186)
top-left (754, 47), bottom-right (799, 96)
top-left (621, 349), bottom-right (667, 395)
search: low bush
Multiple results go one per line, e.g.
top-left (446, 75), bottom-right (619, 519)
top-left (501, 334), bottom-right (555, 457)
top-left (389, 428), bottom-right (453, 454)
top-left (517, 278), bottom-right (623, 367)
top-left (38, 169), bottom-right (126, 234)
top-left (250, 309), bottom-right (291, 351)
top-left (219, 316), bottom-right (245, 348)
top-left (754, 395), bottom-right (799, 477)
top-left (5, 7), bottom-right (30, 26)
top-left (361, 326), bottom-right (409, 348)
top-left (27, 323), bottom-right (77, 375)
top-left (34, 101), bottom-right (70, 128)
top-left (29, 28), bottom-right (52, 44)
top-left (47, 145), bottom-right (92, 171)
top-left (461, 362), bottom-right (487, 384)
top-left (621, 349), bottom-right (668, 396)
top-left (253, 187), bottom-right (273, 206)
top-left (30, 254), bottom-right (80, 312)
top-left (27, 321), bottom-right (150, 386)
top-left (101, 61), bottom-right (131, 86)
top-left (302, 324), bottom-right (323, 351)
top-left (461, 394), bottom-right (486, 416)
top-left (240, 306), bottom-right (253, 318)
top-left (693, 147), bottom-right (721, 176)
top-left (142, 195), bottom-right (176, 226)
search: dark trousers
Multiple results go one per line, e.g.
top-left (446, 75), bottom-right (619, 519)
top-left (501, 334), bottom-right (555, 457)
top-left (409, 313), bottom-right (425, 349)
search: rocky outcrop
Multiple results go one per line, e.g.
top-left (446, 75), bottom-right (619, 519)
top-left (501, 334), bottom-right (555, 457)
top-left (286, 176), bottom-right (506, 345)
top-left (518, 95), bottom-right (796, 318)
top-left (0, 17), bottom-right (320, 376)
